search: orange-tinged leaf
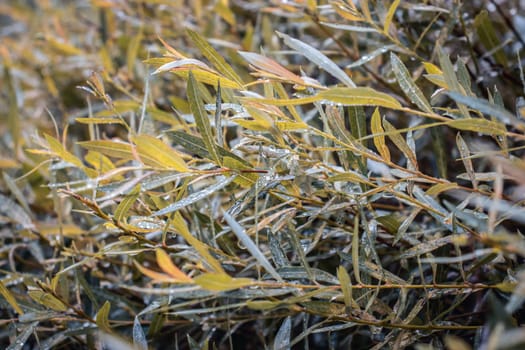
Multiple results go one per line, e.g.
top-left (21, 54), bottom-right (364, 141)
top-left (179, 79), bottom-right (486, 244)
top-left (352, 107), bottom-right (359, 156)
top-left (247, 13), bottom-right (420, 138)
top-left (133, 260), bottom-right (183, 283)
top-left (156, 249), bottom-right (193, 283)
top-left (238, 51), bottom-right (304, 86)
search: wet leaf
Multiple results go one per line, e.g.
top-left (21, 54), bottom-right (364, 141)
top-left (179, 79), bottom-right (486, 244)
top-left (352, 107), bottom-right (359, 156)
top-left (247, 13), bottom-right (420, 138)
top-left (276, 32), bottom-right (355, 87)
top-left (391, 53), bottom-right (433, 113)
top-left (187, 71), bottom-right (221, 164)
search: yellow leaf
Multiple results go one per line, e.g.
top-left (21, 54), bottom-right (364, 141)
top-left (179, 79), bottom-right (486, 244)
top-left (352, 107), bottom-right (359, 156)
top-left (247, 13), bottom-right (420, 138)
top-left (132, 135), bottom-right (189, 171)
top-left (170, 213), bottom-right (225, 273)
top-left (423, 62), bottom-right (442, 75)
top-left (28, 289), bottom-right (68, 311)
top-left (44, 134), bottom-right (84, 168)
top-left (96, 301), bottom-right (111, 332)
top-left (0, 280), bottom-right (23, 314)
top-left (370, 108), bottom-right (390, 162)
top-left (172, 69), bottom-right (242, 89)
top-left (193, 272), bottom-right (253, 291)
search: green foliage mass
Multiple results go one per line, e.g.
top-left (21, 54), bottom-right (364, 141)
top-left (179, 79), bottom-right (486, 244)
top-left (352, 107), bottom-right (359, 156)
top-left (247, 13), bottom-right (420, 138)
top-left (1, 1), bottom-right (525, 349)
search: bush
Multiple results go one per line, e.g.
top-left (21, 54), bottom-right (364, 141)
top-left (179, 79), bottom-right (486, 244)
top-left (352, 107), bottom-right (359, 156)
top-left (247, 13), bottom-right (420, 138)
top-left (1, 1), bottom-right (525, 349)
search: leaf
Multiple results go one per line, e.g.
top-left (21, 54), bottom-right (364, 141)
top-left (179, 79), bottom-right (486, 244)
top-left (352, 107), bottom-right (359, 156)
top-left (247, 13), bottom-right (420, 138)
top-left (96, 301), bottom-right (111, 332)
top-left (327, 171), bottom-right (374, 186)
top-left (28, 289), bottom-right (68, 312)
top-left (156, 249), bottom-right (193, 283)
top-left (456, 133), bottom-right (477, 189)
top-left (127, 28), bottom-right (143, 78)
top-left (390, 53), bottom-right (433, 113)
top-left (318, 87), bottom-right (402, 109)
top-left (193, 272), bottom-right (253, 291)
top-left (438, 50), bottom-right (470, 119)
top-left (223, 211), bottom-right (283, 282)
top-left (337, 266), bottom-right (356, 310)
top-left (382, 118), bottom-right (418, 170)
top-left (169, 131), bottom-right (250, 167)
top-left (276, 31), bottom-right (355, 87)
top-left (273, 317), bottom-right (291, 350)
top-left (186, 29), bottom-right (243, 85)
top-left (223, 156), bottom-right (258, 187)
top-left (114, 184), bottom-right (140, 224)
top-left (132, 135), bottom-right (189, 171)
top-left (447, 117), bottom-right (507, 135)
top-left (133, 260), bottom-right (183, 283)
top-left (153, 176), bottom-right (235, 216)
top-left (6, 321), bottom-right (38, 350)
top-left (78, 140), bottom-right (134, 160)
top-left (171, 69), bottom-right (241, 89)
top-left (44, 133), bottom-right (84, 168)
top-left (133, 317), bottom-right (148, 350)
top-left (187, 71), bottom-right (221, 164)
top-left (346, 45), bottom-right (395, 69)
top-left (0, 280), bottom-right (23, 314)
top-left (75, 117), bottom-right (126, 125)
top-left (384, 0), bottom-right (401, 35)
top-left (370, 107), bottom-right (390, 161)
top-left (446, 92), bottom-right (521, 130)
top-left (238, 51), bottom-right (304, 86)
top-left (474, 10), bottom-right (507, 67)
top-left (170, 212), bottom-right (225, 273)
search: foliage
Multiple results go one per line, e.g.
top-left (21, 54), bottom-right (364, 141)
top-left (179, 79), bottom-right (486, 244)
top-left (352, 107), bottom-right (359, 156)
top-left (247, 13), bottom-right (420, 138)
top-left (1, 0), bottom-right (525, 349)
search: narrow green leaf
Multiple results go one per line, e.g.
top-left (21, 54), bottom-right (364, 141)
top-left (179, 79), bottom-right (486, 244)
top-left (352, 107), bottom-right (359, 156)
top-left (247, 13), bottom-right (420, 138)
top-left (96, 301), bottom-right (111, 332)
top-left (187, 72), bottom-right (221, 164)
top-left (168, 131), bottom-right (250, 166)
top-left (447, 92), bottom-right (521, 130)
top-left (474, 10), bottom-right (507, 67)
top-left (456, 133), bottom-right (477, 189)
top-left (186, 29), bottom-right (243, 85)
top-left (348, 106), bottom-right (367, 144)
top-left (337, 266), bottom-right (356, 310)
top-left (223, 211), bottom-right (283, 282)
top-left (28, 289), bottom-right (68, 311)
top-left (438, 50), bottom-right (470, 118)
top-left (114, 184), bottom-right (140, 224)
top-left (390, 53), bottom-right (433, 113)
